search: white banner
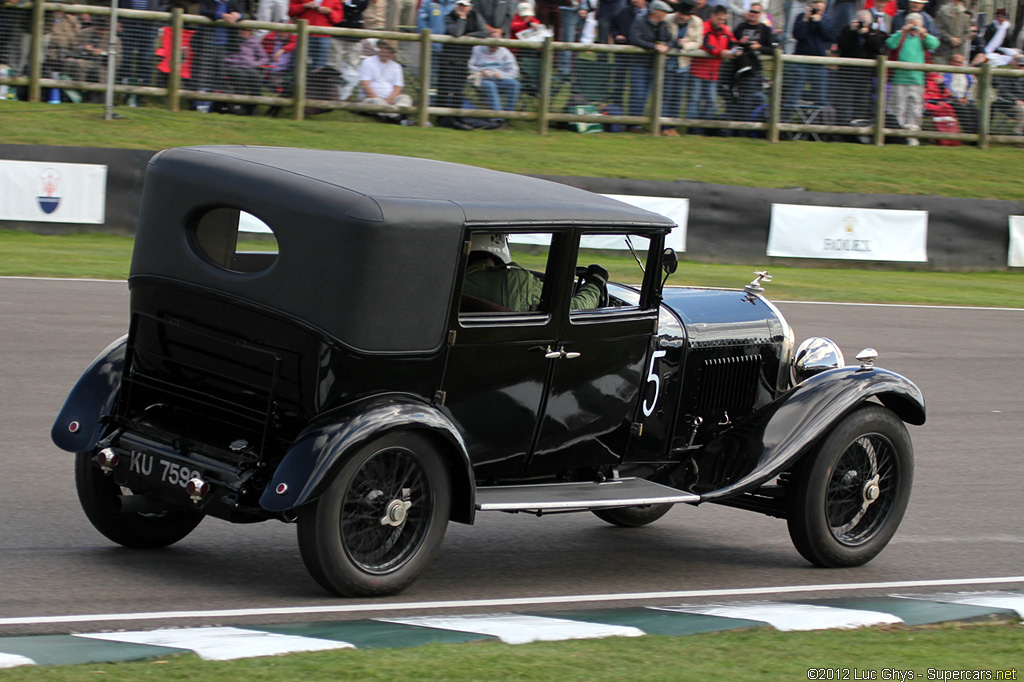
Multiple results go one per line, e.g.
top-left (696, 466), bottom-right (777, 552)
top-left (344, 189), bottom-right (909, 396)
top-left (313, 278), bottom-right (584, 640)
top-left (767, 204), bottom-right (928, 262)
top-left (1009, 216), bottom-right (1024, 268)
top-left (239, 192), bottom-right (691, 252)
top-left (602, 194), bottom-right (688, 252)
top-left (0, 160), bottom-right (107, 224)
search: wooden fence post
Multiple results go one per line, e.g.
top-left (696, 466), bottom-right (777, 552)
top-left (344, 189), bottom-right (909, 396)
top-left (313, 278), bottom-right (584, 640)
top-left (293, 19), bottom-right (309, 121)
top-left (538, 37), bottom-right (553, 135)
top-left (768, 48), bottom-right (784, 143)
top-left (168, 7), bottom-right (184, 112)
top-left (29, 0), bottom-right (45, 102)
top-left (417, 29), bottom-right (431, 127)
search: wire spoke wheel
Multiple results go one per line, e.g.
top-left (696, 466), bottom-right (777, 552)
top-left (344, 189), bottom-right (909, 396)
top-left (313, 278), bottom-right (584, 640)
top-left (298, 432), bottom-right (451, 597)
top-left (787, 405), bottom-right (913, 568)
top-left (825, 434), bottom-right (897, 544)
top-left (340, 447), bottom-right (430, 573)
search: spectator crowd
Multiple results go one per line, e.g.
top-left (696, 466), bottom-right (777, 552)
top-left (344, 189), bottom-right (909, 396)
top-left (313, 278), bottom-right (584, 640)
top-left (2, 0), bottom-right (1024, 140)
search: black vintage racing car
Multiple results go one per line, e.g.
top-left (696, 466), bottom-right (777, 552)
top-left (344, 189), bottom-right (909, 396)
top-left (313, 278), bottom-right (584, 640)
top-left (53, 146), bottom-right (925, 597)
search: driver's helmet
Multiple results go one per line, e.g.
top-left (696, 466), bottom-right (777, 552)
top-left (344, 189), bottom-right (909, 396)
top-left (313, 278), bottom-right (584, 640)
top-left (469, 233), bottom-right (512, 264)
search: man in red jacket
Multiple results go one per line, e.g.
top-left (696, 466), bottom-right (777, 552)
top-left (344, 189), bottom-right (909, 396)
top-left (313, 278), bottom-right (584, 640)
top-left (686, 5), bottom-right (740, 134)
top-left (289, 0), bottom-right (344, 70)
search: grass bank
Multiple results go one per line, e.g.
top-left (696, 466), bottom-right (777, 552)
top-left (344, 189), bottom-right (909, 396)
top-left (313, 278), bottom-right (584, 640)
top-left (3, 621), bottom-right (1021, 680)
top-left (2, 230), bottom-right (1021, 307)
top-left (2, 102), bottom-right (1024, 200)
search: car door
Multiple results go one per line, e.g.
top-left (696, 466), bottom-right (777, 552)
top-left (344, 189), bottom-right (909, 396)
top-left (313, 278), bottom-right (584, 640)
top-left (526, 232), bottom-right (663, 476)
top-left (439, 230), bottom-right (566, 480)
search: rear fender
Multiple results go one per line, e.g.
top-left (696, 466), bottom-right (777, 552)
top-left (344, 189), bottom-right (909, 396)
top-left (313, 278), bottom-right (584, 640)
top-left (698, 366), bottom-right (925, 502)
top-left (259, 395), bottom-right (476, 524)
top-left (50, 335), bottom-right (127, 453)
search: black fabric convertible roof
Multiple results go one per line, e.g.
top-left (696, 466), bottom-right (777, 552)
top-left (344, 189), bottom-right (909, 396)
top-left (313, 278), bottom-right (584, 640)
top-left (130, 146), bottom-right (675, 354)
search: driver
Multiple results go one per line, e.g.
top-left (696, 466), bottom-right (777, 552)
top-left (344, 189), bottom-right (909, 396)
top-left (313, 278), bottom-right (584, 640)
top-left (462, 233), bottom-right (608, 312)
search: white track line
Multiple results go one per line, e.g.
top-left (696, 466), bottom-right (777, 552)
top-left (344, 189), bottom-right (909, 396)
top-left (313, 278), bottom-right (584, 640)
top-left (76, 627), bottom-right (354, 661)
top-left (377, 614), bottom-right (644, 645)
top-left (652, 602), bottom-right (903, 631)
top-left (2, 576), bottom-right (1022, 627)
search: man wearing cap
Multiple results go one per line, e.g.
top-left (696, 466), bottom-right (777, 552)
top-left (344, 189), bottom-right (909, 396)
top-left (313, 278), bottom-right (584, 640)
top-left (688, 4), bottom-right (740, 133)
top-left (627, 0), bottom-right (674, 129)
top-left (891, 0), bottom-right (937, 38)
top-left (666, 0), bottom-right (704, 134)
top-left (358, 40), bottom-right (413, 119)
top-left (439, 0), bottom-right (490, 127)
top-left (982, 8), bottom-right (1016, 65)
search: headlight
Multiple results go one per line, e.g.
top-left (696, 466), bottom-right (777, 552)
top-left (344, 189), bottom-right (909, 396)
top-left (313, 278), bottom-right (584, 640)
top-left (791, 337), bottom-right (845, 385)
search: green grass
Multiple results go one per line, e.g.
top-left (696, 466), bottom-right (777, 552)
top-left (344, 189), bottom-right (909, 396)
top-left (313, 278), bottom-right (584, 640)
top-left (2, 101), bottom-right (1024, 200)
top-left (3, 230), bottom-right (1020, 306)
top-left (2, 621), bottom-right (1021, 681)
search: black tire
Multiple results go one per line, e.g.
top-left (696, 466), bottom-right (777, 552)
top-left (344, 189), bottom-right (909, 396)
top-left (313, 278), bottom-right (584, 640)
top-left (75, 452), bottom-right (204, 549)
top-left (787, 405), bottom-right (913, 568)
top-left (592, 503), bottom-right (674, 528)
top-left (297, 432), bottom-right (451, 597)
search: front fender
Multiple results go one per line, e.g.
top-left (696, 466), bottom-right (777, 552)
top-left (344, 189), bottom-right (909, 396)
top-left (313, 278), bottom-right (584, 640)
top-left (50, 335), bottom-right (127, 453)
top-left (699, 366), bottom-right (925, 502)
top-left (259, 395), bottom-right (476, 524)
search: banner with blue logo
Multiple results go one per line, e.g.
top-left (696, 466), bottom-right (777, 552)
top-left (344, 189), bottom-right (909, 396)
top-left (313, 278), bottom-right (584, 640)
top-left (0, 160), bottom-right (107, 224)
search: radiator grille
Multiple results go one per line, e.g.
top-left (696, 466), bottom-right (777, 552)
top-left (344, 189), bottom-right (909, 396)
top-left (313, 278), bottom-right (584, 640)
top-left (696, 354), bottom-right (762, 411)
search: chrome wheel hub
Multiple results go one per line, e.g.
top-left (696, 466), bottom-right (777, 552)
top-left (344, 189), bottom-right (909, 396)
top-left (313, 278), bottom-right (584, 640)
top-left (380, 497), bottom-right (412, 527)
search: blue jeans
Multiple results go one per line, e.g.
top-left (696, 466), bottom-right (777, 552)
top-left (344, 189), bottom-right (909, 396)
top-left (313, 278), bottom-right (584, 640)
top-left (687, 75), bottom-right (719, 122)
top-left (558, 7), bottom-right (582, 78)
top-left (628, 61), bottom-right (651, 117)
top-left (784, 62), bottom-right (829, 112)
top-left (479, 77), bottom-right (521, 114)
top-left (309, 36), bottom-right (329, 71)
top-left (663, 67), bottom-right (688, 119)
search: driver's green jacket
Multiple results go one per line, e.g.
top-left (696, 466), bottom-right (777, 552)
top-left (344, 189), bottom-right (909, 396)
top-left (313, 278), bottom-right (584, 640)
top-left (463, 262), bottom-right (601, 312)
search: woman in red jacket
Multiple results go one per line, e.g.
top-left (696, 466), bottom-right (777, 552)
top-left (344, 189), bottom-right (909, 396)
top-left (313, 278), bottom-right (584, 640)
top-left (289, 0), bottom-right (344, 69)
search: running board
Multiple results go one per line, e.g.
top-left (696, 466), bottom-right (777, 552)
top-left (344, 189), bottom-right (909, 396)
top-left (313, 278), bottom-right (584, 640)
top-left (475, 478), bottom-right (701, 512)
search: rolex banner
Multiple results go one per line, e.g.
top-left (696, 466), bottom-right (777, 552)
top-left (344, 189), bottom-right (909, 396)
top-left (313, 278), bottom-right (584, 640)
top-left (1009, 216), bottom-right (1024, 268)
top-left (767, 204), bottom-right (928, 262)
top-left (603, 195), bottom-right (688, 252)
top-left (0, 160), bottom-right (107, 224)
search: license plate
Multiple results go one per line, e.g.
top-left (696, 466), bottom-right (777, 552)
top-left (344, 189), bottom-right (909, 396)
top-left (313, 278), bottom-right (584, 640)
top-left (125, 450), bottom-right (202, 491)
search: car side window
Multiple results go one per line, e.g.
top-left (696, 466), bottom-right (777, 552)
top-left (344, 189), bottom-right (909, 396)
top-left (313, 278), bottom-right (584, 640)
top-left (191, 207), bottom-right (278, 274)
top-left (459, 232), bottom-right (555, 317)
top-left (571, 233), bottom-right (652, 315)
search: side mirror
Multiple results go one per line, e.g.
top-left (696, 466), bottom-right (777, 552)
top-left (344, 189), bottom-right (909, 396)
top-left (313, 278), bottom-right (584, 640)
top-left (662, 248), bottom-right (678, 275)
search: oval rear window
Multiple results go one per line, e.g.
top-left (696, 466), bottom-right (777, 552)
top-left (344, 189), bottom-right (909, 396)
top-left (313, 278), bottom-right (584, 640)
top-left (191, 207), bottom-right (278, 274)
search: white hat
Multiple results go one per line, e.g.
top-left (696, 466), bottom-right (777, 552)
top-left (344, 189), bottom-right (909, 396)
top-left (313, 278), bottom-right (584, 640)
top-left (516, 2), bottom-right (534, 16)
top-left (469, 233), bottom-right (512, 264)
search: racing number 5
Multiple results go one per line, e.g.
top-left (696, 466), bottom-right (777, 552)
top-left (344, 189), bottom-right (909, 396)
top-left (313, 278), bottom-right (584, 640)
top-left (642, 350), bottom-right (667, 417)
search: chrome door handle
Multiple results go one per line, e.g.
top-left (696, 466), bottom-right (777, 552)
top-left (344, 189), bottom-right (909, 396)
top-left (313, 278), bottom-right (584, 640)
top-left (544, 346), bottom-right (563, 359)
top-left (563, 350), bottom-right (581, 359)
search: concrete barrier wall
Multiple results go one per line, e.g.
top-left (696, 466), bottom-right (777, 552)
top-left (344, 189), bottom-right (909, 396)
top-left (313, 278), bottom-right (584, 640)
top-left (1, 145), bottom-right (1020, 270)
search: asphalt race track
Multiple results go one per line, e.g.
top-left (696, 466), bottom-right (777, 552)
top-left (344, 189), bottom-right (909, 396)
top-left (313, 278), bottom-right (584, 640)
top-left (1, 277), bottom-right (1022, 636)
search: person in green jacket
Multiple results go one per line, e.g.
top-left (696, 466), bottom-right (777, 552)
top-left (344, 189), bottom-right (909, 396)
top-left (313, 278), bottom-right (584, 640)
top-left (463, 233), bottom-right (607, 312)
top-left (886, 14), bottom-right (940, 145)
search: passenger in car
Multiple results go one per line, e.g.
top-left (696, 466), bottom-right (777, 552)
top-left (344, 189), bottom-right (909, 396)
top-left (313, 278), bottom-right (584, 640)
top-left (462, 233), bottom-right (607, 311)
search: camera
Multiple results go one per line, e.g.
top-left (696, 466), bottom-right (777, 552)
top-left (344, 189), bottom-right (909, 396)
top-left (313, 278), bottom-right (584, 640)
top-left (809, 7), bottom-right (819, 14)
top-left (856, 20), bottom-right (865, 28)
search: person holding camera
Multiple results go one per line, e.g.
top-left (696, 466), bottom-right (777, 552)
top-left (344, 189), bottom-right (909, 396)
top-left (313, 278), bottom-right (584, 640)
top-left (783, 0), bottom-right (834, 118)
top-left (728, 2), bottom-right (774, 128)
top-left (836, 9), bottom-right (888, 123)
top-left (891, 0), bottom-right (937, 38)
top-left (886, 13), bottom-right (939, 145)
